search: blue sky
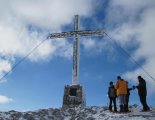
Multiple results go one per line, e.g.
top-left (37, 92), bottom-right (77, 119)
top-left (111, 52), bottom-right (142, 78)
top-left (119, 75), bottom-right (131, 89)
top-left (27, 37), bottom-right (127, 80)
top-left (0, 0), bottom-right (155, 111)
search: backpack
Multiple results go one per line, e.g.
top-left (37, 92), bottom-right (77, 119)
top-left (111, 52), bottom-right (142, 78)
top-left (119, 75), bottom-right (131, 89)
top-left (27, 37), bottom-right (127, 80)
top-left (109, 86), bottom-right (116, 98)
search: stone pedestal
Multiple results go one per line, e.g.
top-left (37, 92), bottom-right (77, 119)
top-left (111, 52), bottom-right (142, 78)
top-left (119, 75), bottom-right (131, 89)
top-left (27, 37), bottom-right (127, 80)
top-left (62, 85), bottom-right (86, 108)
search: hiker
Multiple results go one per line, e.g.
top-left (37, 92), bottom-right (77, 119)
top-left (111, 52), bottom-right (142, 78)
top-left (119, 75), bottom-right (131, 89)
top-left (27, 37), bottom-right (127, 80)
top-left (116, 76), bottom-right (128, 112)
top-left (126, 81), bottom-right (133, 112)
top-left (108, 81), bottom-right (117, 112)
top-left (133, 76), bottom-right (150, 111)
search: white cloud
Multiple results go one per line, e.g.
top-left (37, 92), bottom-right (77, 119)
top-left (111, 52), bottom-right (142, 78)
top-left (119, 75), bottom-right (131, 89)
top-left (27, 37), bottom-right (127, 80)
top-left (11, 0), bottom-right (93, 29)
top-left (81, 38), bottom-right (96, 50)
top-left (106, 0), bottom-right (155, 93)
top-left (0, 0), bottom-right (94, 81)
top-left (0, 95), bottom-right (13, 104)
top-left (0, 59), bottom-right (12, 81)
top-left (81, 38), bottom-right (112, 54)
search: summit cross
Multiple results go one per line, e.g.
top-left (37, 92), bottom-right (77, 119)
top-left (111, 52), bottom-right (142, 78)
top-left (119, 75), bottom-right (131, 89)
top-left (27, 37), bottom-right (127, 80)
top-left (48, 15), bottom-right (105, 85)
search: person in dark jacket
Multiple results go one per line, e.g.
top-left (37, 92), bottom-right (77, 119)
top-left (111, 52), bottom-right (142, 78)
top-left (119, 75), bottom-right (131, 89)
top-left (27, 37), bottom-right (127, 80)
top-left (133, 76), bottom-right (150, 111)
top-left (108, 81), bottom-right (117, 112)
top-left (126, 81), bottom-right (133, 112)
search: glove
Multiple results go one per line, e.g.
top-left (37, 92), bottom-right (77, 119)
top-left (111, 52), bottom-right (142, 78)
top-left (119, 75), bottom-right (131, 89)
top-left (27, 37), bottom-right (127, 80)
top-left (133, 86), bottom-right (136, 90)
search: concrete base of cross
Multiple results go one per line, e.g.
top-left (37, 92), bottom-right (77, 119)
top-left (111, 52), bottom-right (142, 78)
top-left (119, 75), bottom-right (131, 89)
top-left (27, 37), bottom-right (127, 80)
top-left (62, 84), bottom-right (86, 108)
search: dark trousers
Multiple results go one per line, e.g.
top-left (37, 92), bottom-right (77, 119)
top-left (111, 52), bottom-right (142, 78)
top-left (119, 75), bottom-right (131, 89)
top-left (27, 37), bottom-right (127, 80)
top-left (126, 95), bottom-right (130, 111)
top-left (109, 97), bottom-right (117, 111)
top-left (139, 95), bottom-right (150, 111)
top-left (126, 95), bottom-right (129, 106)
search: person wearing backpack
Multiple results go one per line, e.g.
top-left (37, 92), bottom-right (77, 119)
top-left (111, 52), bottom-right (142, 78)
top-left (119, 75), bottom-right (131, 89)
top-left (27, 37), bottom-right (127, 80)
top-left (108, 81), bottom-right (117, 112)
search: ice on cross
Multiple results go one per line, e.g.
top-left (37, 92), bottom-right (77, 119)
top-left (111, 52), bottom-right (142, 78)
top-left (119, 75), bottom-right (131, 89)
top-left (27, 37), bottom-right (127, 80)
top-left (48, 15), bottom-right (104, 85)
top-left (48, 15), bottom-right (104, 107)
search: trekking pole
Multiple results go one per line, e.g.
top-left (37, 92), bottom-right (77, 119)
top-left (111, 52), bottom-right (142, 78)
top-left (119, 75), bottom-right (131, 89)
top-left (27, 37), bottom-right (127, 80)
top-left (107, 94), bottom-right (109, 107)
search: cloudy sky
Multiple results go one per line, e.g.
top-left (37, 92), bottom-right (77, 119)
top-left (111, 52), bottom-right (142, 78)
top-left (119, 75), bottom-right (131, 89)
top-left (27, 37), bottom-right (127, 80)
top-left (0, 0), bottom-right (155, 111)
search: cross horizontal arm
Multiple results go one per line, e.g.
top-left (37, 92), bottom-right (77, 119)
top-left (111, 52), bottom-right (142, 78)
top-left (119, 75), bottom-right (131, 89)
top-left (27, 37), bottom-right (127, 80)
top-left (47, 30), bottom-right (105, 39)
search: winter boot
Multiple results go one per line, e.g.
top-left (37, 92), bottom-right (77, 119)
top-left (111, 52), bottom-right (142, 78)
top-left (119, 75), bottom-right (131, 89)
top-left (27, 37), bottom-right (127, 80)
top-left (120, 105), bottom-right (123, 112)
top-left (124, 104), bottom-right (127, 112)
top-left (126, 104), bottom-right (131, 112)
top-left (109, 106), bottom-right (112, 111)
top-left (146, 106), bottom-right (150, 111)
top-left (114, 107), bottom-right (117, 112)
top-left (126, 104), bottom-right (129, 112)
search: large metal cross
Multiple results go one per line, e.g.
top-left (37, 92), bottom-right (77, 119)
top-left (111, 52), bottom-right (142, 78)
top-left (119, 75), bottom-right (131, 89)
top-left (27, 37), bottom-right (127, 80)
top-left (48, 15), bottom-right (105, 85)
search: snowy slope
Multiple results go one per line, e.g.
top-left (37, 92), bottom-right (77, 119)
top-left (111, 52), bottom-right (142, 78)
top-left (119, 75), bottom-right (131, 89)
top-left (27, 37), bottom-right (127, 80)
top-left (0, 105), bottom-right (155, 120)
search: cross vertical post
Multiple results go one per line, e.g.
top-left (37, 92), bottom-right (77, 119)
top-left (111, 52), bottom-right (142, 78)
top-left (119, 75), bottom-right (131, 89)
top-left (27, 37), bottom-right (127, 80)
top-left (72, 15), bottom-right (80, 85)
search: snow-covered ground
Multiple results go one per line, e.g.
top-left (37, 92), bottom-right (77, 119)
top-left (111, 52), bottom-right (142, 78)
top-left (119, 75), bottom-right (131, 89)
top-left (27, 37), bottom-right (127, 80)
top-left (0, 105), bottom-right (155, 120)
